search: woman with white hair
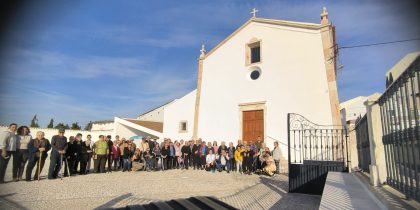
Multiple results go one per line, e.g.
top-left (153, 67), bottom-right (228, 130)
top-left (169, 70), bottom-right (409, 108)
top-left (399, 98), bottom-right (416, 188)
top-left (263, 154), bottom-right (276, 177)
top-left (26, 131), bottom-right (51, 181)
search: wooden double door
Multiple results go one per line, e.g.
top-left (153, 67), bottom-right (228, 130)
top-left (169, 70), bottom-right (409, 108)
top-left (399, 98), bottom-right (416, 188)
top-left (242, 110), bottom-right (264, 144)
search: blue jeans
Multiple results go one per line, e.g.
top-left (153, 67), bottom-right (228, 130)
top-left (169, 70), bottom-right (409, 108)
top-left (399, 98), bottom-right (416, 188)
top-left (145, 158), bottom-right (154, 170)
top-left (217, 162), bottom-right (231, 171)
top-left (123, 159), bottom-right (131, 171)
top-left (227, 159), bottom-right (233, 171)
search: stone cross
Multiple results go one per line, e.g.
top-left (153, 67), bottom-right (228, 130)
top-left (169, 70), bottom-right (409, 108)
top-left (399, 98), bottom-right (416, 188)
top-left (321, 7), bottom-right (328, 17)
top-left (251, 8), bottom-right (259, 18)
top-left (200, 44), bottom-right (206, 58)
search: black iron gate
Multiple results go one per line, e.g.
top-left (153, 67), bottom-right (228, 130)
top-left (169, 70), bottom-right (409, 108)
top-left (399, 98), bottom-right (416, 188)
top-left (378, 55), bottom-right (420, 202)
top-left (288, 113), bottom-right (349, 195)
top-left (355, 114), bottom-right (371, 173)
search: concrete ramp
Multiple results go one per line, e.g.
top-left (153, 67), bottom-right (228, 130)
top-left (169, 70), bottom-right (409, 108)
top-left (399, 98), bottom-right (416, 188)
top-left (320, 172), bottom-right (386, 210)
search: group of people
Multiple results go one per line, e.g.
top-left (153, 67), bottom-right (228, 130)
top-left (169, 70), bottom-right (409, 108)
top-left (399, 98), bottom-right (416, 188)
top-left (0, 123), bottom-right (283, 183)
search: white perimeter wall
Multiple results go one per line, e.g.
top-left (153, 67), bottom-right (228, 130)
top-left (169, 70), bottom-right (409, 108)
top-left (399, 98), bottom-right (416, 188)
top-left (91, 122), bottom-right (114, 131)
top-left (163, 89), bottom-right (196, 140)
top-left (0, 126), bottom-right (113, 143)
top-left (198, 21), bottom-right (333, 153)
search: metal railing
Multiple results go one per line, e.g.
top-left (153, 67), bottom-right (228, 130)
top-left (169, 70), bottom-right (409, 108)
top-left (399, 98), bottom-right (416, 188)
top-left (378, 56), bottom-right (420, 201)
top-left (355, 114), bottom-right (371, 173)
top-left (288, 113), bottom-right (349, 194)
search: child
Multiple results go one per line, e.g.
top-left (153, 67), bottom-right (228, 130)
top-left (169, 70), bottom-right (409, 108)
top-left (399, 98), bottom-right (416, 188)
top-left (234, 145), bottom-right (244, 173)
top-left (206, 149), bottom-right (216, 172)
top-left (242, 145), bottom-right (254, 175)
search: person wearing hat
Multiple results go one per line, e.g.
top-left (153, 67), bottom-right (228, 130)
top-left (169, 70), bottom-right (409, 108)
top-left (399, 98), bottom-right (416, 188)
top-left (48, 128), bottom-right (68, 179)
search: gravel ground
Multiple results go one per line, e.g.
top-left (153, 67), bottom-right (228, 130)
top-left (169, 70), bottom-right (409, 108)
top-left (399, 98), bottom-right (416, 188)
top-left (0, 159), bottom-right (320, 210)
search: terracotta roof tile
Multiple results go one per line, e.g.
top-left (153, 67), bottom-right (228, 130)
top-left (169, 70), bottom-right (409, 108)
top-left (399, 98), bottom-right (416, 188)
top-left (126, 119), bottom-right (163, 133)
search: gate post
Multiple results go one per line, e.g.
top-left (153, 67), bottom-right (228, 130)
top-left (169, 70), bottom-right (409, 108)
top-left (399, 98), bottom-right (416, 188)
top-left (365, 93), bottom-right (387, 186)
top-left (287, 113), bottom-right (291, 192)
top-left (287, 113), bottom-right (291, 171)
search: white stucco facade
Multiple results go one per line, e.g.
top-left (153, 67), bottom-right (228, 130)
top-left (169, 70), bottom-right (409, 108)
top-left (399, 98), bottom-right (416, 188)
top-left (163, 90), bottom-right (196, 140)
top-left (137, 100), bottom-right (175, 122)
top-left (196, 20), bottom-right (334, 154)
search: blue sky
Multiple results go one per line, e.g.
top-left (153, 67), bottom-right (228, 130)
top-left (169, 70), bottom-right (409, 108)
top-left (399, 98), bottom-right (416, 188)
top-left (0, 0), bottom-right (419, 127)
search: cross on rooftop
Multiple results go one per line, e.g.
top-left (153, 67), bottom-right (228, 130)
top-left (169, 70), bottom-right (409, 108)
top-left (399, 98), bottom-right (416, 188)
top-left (251, 8), bottom-right (259, 18)
top-left (200, 44), bottom-right (206, 54)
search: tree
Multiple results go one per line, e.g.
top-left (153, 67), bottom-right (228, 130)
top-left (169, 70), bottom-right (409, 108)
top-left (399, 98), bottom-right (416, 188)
top-left (30, 115), bottom-right (39, 128)
top-left (54, 123), bottom-right (65, 129)
top-left (64, 124), bottom-right (70, 129)
top-left (47, 118), bottom-right (54, 128)
top-left (71, 122), bottom-right (81, 130)
top-left (84, 121), bottom-right (93, 131)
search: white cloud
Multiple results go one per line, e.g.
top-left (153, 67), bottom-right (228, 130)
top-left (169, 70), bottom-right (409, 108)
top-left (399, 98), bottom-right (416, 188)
top-left (2, 48), bottom-right (149, 80)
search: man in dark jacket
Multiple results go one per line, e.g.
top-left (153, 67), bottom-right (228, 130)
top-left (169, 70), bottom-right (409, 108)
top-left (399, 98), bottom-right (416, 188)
top-left (48, 128), bottom-right (67, 179)
top-left (160, 144), bottom-right (169, 170)
top-left (191, 140), bottom-right (200, 170)
top-left (181, 141), bottom-right (191, 169)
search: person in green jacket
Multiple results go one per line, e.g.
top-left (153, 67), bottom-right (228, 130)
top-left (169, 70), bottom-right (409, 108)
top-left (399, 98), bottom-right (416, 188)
top-left (92, 135), bottom-right (108, 173)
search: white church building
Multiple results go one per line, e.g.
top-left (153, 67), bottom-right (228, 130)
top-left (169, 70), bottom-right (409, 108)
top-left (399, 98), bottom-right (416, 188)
top-left (110, 8), bottom-right (340, 158)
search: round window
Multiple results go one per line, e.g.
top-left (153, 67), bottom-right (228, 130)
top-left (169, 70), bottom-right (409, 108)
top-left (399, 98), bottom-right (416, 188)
top-left (246, 66), bottom-right (261, 81)
top-left (250, 70), bottom-right (260, 80)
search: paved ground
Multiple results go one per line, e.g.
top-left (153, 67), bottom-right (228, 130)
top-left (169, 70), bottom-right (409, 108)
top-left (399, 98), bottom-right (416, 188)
top-left (0, 163), bottom-right (320, 210)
